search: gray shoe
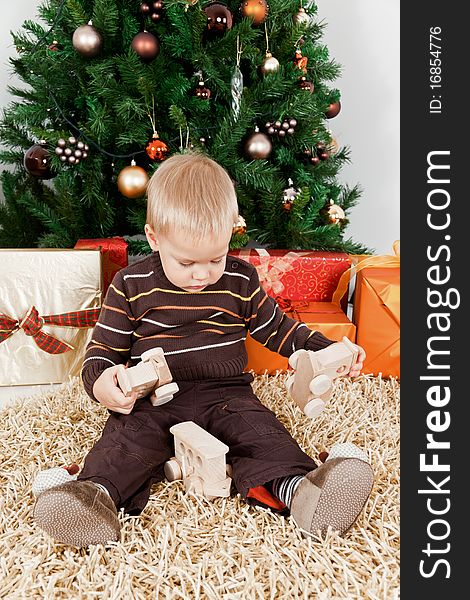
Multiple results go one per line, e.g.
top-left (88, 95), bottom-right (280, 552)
top-left (290, 457), bottom-right (374, 537)
top-left (33, 480), bottom-right (121, 546)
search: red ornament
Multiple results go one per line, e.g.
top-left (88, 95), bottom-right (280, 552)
top-left (145, 134), bottom-right (170, 161)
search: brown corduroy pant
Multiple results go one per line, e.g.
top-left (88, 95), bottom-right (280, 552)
top-left (78, 373), bottom-right (317, 514)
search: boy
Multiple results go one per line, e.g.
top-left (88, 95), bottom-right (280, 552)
top-left (33, 152), bottom-right (373, 547)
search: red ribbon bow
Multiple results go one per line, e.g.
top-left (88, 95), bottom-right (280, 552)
top-left (275, 296), bottom-right (310, 320)
top-left (0, 306), bottom-right (100, 354)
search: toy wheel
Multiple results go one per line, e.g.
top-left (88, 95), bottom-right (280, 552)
top-left (151, 382), bottom-right (179, 406)
top-left (303, 398), bottom-right (326, 419)
top-left (288, 350), bottom-right (304, 369)
top-left (164, 458), bottom-right (182, 481)
top-left (309, 374), bottom-right (331, 396)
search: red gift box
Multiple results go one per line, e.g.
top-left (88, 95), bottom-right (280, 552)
top-left (74, 237), bottom-right (128, 296)
top-left (229, 249), bottom-right (351, 303)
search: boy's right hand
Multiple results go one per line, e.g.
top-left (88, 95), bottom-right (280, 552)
top-left (92, 365), bottom-right (137, 414)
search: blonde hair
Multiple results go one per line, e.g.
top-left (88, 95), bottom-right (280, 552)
top-left (146, 151), bottom-right (239, 241)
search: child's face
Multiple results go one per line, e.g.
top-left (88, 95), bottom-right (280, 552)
top-left (145, 225), bottom-right (231, 292)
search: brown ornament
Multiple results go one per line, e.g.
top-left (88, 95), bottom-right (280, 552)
top-left (72, 22), bottom-right (102, 58)
top-left (244, 128), bottom-right (272, 159)
top-left (194, 80), bottom-right (211, 99)
top-left (260, 52), bottom-right (280, 75)
top-left (131, 31), bottom-right (160, 62)
top-left (325, 100), bottom-right (341, 118)
top-left (117, 161), bottom-right (149, 198)
top-left (303, 147), bottom-right (320, 166)
top-left (265, 117), bottom-right (297, 136)
top-left (241, 0), bottom-right (269, 25)
top-left (316, 143), bottom-right (329, 161)
top-left (48, 40), bottom-right (61, 52)
top-left (54, 137), bottom-right (89, 165)
top-left (24, 141), bottom-right (53, 179)
top-left (205, 2), bottom-right (233, 34)
top-left (140, 2), bottom-right (164, 19)
top-left (299, 77), bottom-right (314, 93)
top-left (145, 133), bottom-right (170, 161)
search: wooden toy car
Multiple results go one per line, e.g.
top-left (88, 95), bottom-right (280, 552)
top-left (116, 347), bottom-right (179, 406)
top-left (164, 421), bottom-right (232, 500)
top-left (285, 336), bottom-right (358, 418)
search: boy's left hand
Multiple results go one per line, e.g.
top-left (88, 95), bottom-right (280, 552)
top-left (347, 343), bottom-right (366, 377)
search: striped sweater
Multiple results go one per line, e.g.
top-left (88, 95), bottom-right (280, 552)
top-left (81, 252), bottom-right (334, 399)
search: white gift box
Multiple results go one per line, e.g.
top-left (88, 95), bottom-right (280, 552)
top-left (0, 249), bottom-right (102, 386)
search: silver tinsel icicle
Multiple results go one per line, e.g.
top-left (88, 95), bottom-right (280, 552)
top-left (231, 65), bottom-right (243, 121)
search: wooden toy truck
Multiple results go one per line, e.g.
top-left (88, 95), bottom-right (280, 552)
top-left (164, 421), bottom-right (232, 500)
top-left (285, 336), bottom-right (358, 418)
top-left (116, 347), bottom-right (179, 406)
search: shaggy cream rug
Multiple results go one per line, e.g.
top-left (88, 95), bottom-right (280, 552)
top-left (0, 373), bottom-right (399, 599)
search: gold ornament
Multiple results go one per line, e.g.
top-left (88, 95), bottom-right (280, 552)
top-left (72, 21), bottom-right (102, 57)
top-left (244, 127), bottom-right (272, 159)
top-left (327, 133), bottom-right (339, 155)
top-left (260, 51), bottom-right (280, 74)
top-left (232, 214), bottom-right (247, 235)
top-left (117, 161), bottom-right (149, 198)
top-left (322, 199), bottom-right (345, 224)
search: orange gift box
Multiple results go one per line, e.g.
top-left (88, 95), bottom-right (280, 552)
top-left (353, 267), bottom-right (400, 378)
top-left (245, 301), bottom-right (356, 374)
top-left (332, 242), bottom-right (400, 379)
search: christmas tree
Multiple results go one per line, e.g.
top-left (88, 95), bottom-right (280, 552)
top-left (0, 0), bottom-right (367, 254)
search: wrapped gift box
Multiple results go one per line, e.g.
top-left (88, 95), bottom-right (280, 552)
top-left (74, 236), bottom-right (127, 296)
top-left (245, 301), bottom-right (356, 374)
top-left (353, 267), bottom-right (400, 378)
top-left (0, 249), bottom-right (102, 386)
top-left (229, 249), bottom-right (351, 303)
